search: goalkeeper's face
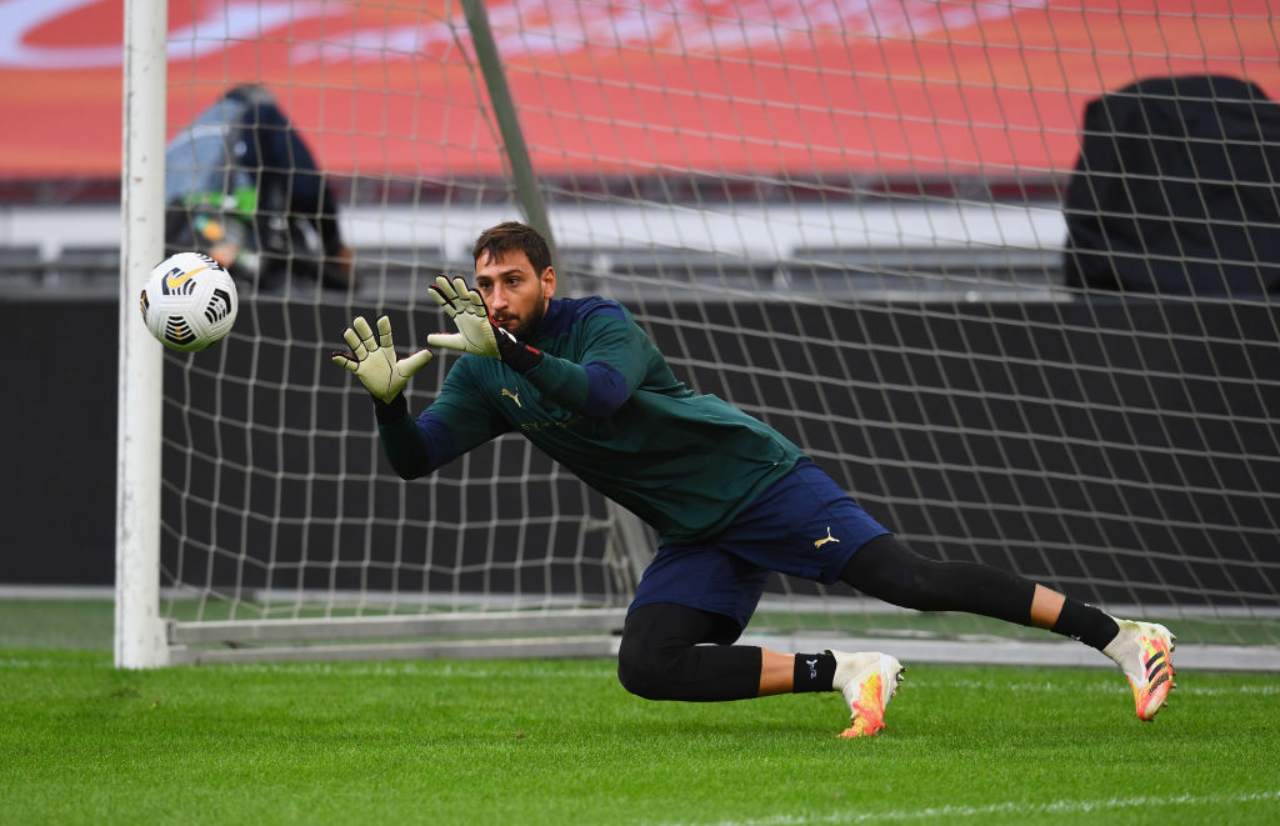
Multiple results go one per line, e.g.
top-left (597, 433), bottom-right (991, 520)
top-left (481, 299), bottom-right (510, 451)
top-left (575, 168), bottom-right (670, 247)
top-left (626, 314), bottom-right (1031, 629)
top-left (474, 250), bottom-right (557, 339)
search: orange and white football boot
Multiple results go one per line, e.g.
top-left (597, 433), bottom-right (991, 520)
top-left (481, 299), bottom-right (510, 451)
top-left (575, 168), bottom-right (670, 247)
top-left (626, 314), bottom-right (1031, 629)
top-left (1103, 619), bottom-right (1177, 721)
top-left (830, 651), bottom-right (904, 738)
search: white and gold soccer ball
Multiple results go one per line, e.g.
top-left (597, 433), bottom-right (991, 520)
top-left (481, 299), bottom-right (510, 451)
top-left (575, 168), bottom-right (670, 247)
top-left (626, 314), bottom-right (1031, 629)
top-left (140, 252), bottom-right (239, 352)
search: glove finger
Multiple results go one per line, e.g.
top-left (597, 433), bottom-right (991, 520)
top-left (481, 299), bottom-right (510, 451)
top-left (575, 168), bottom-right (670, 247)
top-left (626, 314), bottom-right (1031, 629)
top-left (429, 284), bottom-right (458, 319)
top-left (377, 315), bottom-right (394, 350)
top-left (427, 280), bottom-right (449, 308)
top-left (398, 348), bottom-right (434, 377)
top-left (452, 277), bottom-right (479, 312)
top-left (426, 332), bottom-right (469, 352)
top-left (434, 275), bottom-right (458, 302)
top-left (330, 352), bottom-right (359, 373)
top-left (353, 316), bottom-right (376, 349)
top-left (464, 285), bottom-right (489, 317)
top-left (342, 326), bottom-right (363, 356)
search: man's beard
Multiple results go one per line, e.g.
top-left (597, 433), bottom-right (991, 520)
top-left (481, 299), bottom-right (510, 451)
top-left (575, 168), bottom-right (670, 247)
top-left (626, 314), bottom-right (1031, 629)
top-left (499, 288), bottom-right (546, 340)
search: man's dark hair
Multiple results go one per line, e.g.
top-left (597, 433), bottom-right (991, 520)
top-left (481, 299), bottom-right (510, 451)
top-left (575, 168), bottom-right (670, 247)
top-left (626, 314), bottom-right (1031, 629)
top-left (472, 221), bottom-right (552, 274)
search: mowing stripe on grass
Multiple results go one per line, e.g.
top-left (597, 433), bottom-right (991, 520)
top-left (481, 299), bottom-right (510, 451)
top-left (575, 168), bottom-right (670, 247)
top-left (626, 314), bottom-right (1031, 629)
top-left (659, 790), bottom-right (1280, 825)
top-left (3, 658), bottom-right (1277, 698)
top-left (5, 655), bottom-right (1274, 696)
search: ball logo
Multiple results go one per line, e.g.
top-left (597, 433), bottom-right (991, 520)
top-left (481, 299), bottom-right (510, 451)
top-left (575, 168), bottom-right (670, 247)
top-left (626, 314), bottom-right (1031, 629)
top-left (163, 264), bottom-right (206, 295)
top-left (205, 288), bottom-right (233, 324)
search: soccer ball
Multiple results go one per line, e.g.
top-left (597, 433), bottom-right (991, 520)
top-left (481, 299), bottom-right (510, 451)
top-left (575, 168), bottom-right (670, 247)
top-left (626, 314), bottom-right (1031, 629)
top-left (140, 252), bottom-right (239, 352)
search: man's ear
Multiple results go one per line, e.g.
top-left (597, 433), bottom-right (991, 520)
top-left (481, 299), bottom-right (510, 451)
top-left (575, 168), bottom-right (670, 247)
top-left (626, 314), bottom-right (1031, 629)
top-left (541, 266), bottom-right (557, 299)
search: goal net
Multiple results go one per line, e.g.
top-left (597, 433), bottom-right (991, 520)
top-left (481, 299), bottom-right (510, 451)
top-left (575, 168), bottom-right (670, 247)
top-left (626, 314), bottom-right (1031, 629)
top-left (119, 0), bottom-right (1279, 667)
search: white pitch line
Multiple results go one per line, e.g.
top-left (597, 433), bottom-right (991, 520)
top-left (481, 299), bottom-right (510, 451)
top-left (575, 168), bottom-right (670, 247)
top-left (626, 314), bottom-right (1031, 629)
top-left (653, 790), bottom-right (1280, 826)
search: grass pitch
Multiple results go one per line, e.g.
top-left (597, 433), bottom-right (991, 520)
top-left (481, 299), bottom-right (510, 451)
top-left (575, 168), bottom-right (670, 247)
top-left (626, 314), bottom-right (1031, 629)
top-left (2, 652), bottom-right (1278, 824)
top-left (1, 600), bottom-right (1277, 825)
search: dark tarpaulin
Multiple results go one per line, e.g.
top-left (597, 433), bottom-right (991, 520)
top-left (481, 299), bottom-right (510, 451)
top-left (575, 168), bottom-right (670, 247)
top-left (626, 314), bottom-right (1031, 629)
top-left (1064, 75), bottom-right (1280, 296)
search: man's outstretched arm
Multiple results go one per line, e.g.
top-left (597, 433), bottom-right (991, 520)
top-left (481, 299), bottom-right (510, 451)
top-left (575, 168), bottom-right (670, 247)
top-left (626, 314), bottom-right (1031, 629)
top-left (511, 315), bottom-right (647, 417)
top-left (331, 313), bottom-right (509, 479)
top-left (371, 396), bottom-right (453, 480)
top-left (427, 276), bottom-right (650, 417)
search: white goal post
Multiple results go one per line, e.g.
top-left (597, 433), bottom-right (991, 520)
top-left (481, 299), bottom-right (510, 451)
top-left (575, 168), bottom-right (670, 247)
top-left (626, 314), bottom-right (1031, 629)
top-left (117, 1), bottom-right (1279, 669)
top-left (116, 0), bottom-right (168, 668)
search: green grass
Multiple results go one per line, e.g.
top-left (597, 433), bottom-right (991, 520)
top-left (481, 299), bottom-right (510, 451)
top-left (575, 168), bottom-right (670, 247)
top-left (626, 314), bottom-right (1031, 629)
top-left (3, 600), bottom-right (1277, 823)
top-left (2, 644), bottom-right (1279, 825)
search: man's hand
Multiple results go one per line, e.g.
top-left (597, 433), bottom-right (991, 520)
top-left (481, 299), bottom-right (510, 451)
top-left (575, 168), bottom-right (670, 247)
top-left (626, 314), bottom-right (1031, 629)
top-left (426, 275), bottom-right (501, 358)
top-left (426, 276), bottom-right (544, 372)
top-left (331, 315), bottom-right (433, 403)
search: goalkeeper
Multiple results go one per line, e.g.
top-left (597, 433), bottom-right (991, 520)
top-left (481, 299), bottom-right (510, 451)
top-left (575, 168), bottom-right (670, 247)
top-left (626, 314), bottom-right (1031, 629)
top-left (331, 221), bottom-right (1175, 736)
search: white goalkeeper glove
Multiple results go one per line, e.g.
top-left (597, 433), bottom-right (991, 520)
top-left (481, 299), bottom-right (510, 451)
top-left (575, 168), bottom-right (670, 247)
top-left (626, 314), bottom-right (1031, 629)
top-left (426, 275), bottom-right (501, 357)
top-left (426, 275), bottom-right (543, 372)
top-left (330, 315), bottom-right (433, 404)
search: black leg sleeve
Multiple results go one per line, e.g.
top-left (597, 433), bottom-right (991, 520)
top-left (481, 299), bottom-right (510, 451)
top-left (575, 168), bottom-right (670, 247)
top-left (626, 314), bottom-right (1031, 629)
top-left (840, 534), bottom-right (1036, 626)
top-left (617, 603), bottom-right (762, 702)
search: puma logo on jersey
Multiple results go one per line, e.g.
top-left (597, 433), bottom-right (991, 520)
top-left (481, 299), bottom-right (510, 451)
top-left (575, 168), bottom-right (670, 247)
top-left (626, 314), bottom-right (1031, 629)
top-left (814, 526), bottom-right (840, 549)
top-left (500, 387), bottom-right (522, 408)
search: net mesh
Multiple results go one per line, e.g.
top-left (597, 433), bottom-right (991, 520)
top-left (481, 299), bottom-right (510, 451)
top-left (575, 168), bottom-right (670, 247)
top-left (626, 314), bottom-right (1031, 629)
top-left (156, 0), bottom-right (1279, 652)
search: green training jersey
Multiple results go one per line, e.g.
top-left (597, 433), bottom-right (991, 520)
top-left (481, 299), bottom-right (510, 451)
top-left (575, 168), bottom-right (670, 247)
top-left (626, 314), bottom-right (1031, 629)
top-left (377, 296), bottom-right (805, 544)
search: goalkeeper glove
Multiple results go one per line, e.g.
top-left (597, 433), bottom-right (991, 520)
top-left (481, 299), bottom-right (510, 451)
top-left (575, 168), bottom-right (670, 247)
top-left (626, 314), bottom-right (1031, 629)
top-left (426, 275), bottom-right (542, 373)
top-left (330, 315), bottom-right (433, 403)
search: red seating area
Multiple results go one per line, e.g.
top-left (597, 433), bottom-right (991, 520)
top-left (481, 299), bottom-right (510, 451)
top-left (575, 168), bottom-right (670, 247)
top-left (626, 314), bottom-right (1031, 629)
top-left (1, 0), bottom-right (1276, 182)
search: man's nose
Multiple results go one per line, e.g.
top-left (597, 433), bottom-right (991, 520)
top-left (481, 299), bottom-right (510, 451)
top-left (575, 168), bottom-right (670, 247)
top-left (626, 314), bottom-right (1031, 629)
top-left (488, 284), bottom-right (508, 312)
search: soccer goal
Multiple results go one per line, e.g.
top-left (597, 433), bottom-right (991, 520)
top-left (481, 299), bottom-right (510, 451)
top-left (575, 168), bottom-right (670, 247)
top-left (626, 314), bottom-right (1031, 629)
top-left (118, 0), bottom-right (1279, 668)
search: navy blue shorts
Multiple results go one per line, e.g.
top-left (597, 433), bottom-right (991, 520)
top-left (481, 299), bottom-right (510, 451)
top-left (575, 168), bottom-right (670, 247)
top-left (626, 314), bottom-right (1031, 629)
top-left (628, 459), bottom-right (890, 634)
